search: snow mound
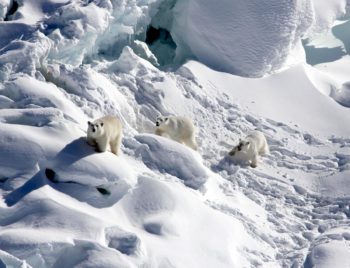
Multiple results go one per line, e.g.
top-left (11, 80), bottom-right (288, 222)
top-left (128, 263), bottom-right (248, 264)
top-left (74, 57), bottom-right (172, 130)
top-left (2, 75), bottom-right (85, 122)
top-left (50, 240), bottom-right (135, 268)
top-left (120, 176), bottom-right (254, 267)
top-left (170, 0), bottom-right (314, 77)
top-left (45, 137), bottom-right (137, 188)
top-left (105, 226), bottom-right (141, 256)
top-left (135, 134), bottom-right (208, 189)
top-left (332, 81), bottom-right (350, 107)
top-left (2, 0), bottom-right (350, 267)
top-left (41, 63), bottom-right (135, 124)
top-left (0, 124), bottom-right (52, 180)
top-left (305, 239), bottom-right (350, 268)
top-left (0, 32), bottom-right (50, 79)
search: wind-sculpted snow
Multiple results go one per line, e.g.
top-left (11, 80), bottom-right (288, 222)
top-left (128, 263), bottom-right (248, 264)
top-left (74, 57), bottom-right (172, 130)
top-left (170, 0), bottom-right (314, 77)
top-left (332, 81), bottom-right (350, 108)
top-left (308, 0), bottom-right (348, 34)
top-left (1, 0), bottom-right (350, 267)
top-left (0, 32), bottom-right (50, 79)
top-left (46, 137), bottom-right (137, 187)
top-left (0, 249), bottom-right (32, 268)
top-left (135, 134), bottom-right (208, 189)
top-left (120, 176), bottom-right (253, 267)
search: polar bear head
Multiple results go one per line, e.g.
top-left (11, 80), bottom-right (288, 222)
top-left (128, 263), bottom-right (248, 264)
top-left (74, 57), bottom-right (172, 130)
top-left (155, 116), bottom-right (169, 128)
top-left (87, 120), bottom-right (105, 138)
top-left (229, 139), bottom-right (250, 156)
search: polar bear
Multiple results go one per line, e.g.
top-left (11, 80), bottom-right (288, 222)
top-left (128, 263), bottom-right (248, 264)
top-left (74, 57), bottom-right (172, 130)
top-left (155, 115), bottom-right (198, 150)
top-left (87, 115), bottom-right (123, 155)
top-left (229, 130), bottom-right (269, 168)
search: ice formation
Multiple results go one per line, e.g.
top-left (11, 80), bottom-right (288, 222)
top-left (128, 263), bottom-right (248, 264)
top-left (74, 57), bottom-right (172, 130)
top-left (1, 0), bottom-right (350, 267)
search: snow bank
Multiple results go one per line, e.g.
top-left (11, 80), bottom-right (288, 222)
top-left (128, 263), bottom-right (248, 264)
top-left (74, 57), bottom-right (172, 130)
top-left (120, 176), bottom-right (252, 267)
top-left (0, 32), bottom-right (50, 79)
top-left (50, 240), bottom-right (135, 268)
top-left (41, 63), bottom-right (135, 125)
top-left (186, 60), bottom-right (350, 137)
top-left (46, 136), bottom-right (137, 188)
top-left (308, 0), bottom-right (348, 34)
top-left (318, 170), bottom-right (350, 198)
top-left (170, 0), bottom-right (314, 77)
top-left (332, 81), bottom-right (350, 107)
top-left (2, 75), bottom-right (85, 122)
top-left (0, 124), bottom-right (51, 180)
top-left (2, 0), bottom-right (350, 267)
top-left (305, 240), bottom-right (350, 268)
top-left (135, 134), bottom-right (208, 189)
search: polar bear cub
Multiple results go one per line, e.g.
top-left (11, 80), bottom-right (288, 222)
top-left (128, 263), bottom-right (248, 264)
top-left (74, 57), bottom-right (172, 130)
top-left (155, 115), bottom-right (198, 150)
top-left (87, 115), bottom-right (123, 155)
top-left (229, 130), bottom-right (269, 168)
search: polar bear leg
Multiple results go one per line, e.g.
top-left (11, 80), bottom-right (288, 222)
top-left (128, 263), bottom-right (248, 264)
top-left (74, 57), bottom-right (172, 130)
top-left (96, 138), bottom-right (108, 153)
top-left (250, 155), bottom-right (258, 168)
top-left (260, 141), bottom-right (269, 155)
top-left (185, 136), bottom-right (198, 150)
top-left (155, 129), bottom-right (164, 136)
top-left (87, 137), bottom-right (96, 147)
top-left (110, 134), bottom-right (122, 155)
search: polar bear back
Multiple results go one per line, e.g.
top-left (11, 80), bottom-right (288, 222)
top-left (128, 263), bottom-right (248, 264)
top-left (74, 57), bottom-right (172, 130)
top-left (167, 116), bottom-right (195, 139)
top-left (246, 131), bottom-right (268, 154)
top-left (101, 116), bottom-right (121, 138)
top-left (93, 115), bottom-right (122, 140)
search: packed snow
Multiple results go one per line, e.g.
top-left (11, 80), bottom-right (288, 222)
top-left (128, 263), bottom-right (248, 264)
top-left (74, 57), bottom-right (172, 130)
top-left (1, 0), bottom-right (350, 267)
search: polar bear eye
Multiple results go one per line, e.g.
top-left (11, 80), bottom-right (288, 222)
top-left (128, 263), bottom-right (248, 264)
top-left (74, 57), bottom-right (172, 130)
top-left (164, 117), bottom-right (168, 121)
top-left (100, 123), bottom-right (104, 127)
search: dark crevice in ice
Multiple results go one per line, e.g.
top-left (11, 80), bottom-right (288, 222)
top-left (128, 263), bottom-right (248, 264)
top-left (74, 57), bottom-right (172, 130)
top-left (4, 0), bottom-right (19, 21)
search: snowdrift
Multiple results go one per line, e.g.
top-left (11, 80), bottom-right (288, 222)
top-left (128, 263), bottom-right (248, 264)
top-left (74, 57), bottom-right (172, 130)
top-left (1, 0), bottom-right (350, 267)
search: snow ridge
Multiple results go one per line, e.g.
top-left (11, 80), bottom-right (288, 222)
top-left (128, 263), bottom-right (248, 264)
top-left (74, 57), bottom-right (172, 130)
top-left (1, 0), bottom-right (350, 267)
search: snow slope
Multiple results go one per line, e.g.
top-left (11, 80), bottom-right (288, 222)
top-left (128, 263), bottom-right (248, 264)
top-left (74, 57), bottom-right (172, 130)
top-left (1, 0), bottom-right (350, 267)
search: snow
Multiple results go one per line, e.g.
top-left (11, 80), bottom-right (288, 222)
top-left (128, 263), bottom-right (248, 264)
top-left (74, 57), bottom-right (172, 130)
top-left (186, 60), bottom-right (350, 137)
top-left (305, 239), bottom-right (350, 268)
top-left (170, 0), bottom-right (315, 77)
top-left (308, 0), bottom-right (348, 34)
top-left (332, 81), bottom-right (350, 107)
top-left (1, 0), bottom-right (350, 267)
top-left (0, 0), bottom-right (11, 21)
top-left (135, 134), bottom-right (208, 189)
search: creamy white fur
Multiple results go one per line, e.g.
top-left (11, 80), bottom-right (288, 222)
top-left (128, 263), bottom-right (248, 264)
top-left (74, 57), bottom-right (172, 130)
top-left (229, 131), bottom-right (269, 168)
top-left (155, 115), bottom-right (198, 150)
top-left (87, 115), bottom-right (123, 155)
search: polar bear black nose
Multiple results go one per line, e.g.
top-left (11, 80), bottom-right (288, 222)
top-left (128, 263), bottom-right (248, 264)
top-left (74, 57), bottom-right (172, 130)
top-left (156, 122), bottom-right (159, 126)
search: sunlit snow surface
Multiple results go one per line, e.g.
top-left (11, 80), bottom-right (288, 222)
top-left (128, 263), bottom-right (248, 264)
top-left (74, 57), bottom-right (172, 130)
top-left (1, 0), bottom-right (350, 267)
